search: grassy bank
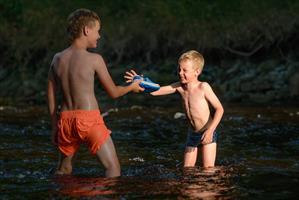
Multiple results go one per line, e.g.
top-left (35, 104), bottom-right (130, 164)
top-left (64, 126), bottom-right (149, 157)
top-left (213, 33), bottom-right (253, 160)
top-left (0, 0), bottom-right (298, 104)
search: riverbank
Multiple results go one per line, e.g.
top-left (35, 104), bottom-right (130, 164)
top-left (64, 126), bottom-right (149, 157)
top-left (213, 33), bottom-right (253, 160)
top-left (0, 57), bottom-right (298, 105)
top-left (1, 1), bottom-right (298, 105)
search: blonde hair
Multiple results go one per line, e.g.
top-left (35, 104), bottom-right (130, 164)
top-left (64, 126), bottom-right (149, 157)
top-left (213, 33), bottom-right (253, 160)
top-left (67, 8), bottom-right (100, 43)
top-left (178, 50), bottom-right (204, 72)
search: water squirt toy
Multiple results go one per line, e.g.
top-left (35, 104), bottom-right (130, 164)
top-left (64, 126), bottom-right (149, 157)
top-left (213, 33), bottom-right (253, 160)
top-left (133, 75), bottom-right (160, 93)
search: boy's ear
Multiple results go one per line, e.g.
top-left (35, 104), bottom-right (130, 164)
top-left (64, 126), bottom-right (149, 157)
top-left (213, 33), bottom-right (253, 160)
top-left (83, 26), bottom-right (89, 36)
top-left (195, 68), bottom-right (201, 75)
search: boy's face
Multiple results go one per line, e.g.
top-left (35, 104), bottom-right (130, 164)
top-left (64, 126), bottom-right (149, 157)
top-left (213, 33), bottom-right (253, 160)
top-left (86, 20), bottom-right (101, 48)
top-left (178, 59), bottom-right (200, 84)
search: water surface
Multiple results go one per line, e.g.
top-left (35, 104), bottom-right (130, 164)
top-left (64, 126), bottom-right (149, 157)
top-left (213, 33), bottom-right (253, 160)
top-left (0, 104), bottom-right (298, 199)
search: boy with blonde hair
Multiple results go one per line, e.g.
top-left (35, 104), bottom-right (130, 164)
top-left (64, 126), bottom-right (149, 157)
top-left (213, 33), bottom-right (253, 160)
top-left (47, 9), bottom-right (143, 177)
top-left (126, 50), bottom-right (224, 168)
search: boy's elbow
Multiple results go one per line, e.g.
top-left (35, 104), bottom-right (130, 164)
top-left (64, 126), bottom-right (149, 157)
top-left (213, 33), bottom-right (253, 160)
top-left (216, 105), bottom-right (224, 114)
top-left (107, 91), bottom-right (119, 99)
top-left (110, 93), bottom-right (119, 99)
top-left (107, 87), bottom-right (122, 99)
top-left (219, 106), bottom-right (224, 115)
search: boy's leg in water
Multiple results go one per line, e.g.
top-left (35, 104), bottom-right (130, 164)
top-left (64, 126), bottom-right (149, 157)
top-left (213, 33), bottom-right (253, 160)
top-left (201, 143), bottom-right (217, 168)
top-left (184, 147), bottom-right (198, 167)
top-left (56, 153), bottom-right (75, 175)
top-left (96, 136), bottom-right (120, 178)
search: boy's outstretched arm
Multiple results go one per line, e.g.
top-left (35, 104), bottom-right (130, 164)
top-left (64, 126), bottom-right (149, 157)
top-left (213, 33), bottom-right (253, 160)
top-left (150, 82), bottom-right (180, 96)
top-left (124, 69), bottom-right (179, 96)
top-left (94, 55), bottom-right (143, 99)
top-left (47, 57), bottom-right (58, 145)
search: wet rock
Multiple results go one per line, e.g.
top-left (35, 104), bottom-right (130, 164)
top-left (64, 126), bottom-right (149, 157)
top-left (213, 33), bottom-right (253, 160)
top-left (17, 174), bottom-right (25, 179)
top-left (174, 112), bottom-right (185, 119)
top-left (130, 105), bottom-right (143, 110)
top-left (240, 82), bottom-right (271, 92)
top-left (248, 93), bottom-right (274, 103)
top-left (289, 73), bottom-right (299, 97)
top-left (215, 60), bottom-right (299, 103)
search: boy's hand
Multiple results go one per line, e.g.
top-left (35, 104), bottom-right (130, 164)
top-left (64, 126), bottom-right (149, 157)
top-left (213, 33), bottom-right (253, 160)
top-left (131, 80), bottom-right (144, 93)
top-left (201, 129), bottom-right (213, 145)
top-left (124, 69), bottom-right (141, 83)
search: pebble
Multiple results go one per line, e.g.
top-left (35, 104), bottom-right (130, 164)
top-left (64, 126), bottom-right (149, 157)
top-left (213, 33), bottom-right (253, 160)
top-left (174, 112), bottom-right (185, 119)
top-left (18, 174), bottom-right (25, 179)
top-left (129, 157), bottom-right (145, 162)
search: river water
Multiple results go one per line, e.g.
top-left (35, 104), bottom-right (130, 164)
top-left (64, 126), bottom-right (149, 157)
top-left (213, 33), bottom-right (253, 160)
top-left (0, 104), bottom-right (298, 199)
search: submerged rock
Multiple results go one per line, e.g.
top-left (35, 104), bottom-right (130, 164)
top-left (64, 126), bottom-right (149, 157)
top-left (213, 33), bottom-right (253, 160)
top-left (174, 112), bottom-right (185, 119)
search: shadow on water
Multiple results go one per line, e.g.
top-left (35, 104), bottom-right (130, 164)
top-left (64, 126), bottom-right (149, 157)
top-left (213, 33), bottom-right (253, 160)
top-left (0, 104), bottom-right (299, 199)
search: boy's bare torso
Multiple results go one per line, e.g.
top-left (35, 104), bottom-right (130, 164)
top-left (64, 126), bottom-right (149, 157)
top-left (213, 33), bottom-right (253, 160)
top-left (176, 81), bottom-right (210, 132)
top-left (51, 48), bottom-right (99, 111)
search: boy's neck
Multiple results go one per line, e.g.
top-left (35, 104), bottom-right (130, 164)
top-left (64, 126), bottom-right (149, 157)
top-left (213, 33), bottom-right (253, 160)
top-left (71, 39), bottom-right (89, 50)
top-left (182, 79), bottom-right (200, 90)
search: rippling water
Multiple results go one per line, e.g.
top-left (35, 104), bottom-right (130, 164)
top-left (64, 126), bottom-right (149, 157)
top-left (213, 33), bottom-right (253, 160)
top-left (0, 104), bottom-right (298, 199)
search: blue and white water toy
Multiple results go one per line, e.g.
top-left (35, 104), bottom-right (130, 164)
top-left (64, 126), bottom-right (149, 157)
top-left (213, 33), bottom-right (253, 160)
top-left (133, 75), bottom-right (160, 93)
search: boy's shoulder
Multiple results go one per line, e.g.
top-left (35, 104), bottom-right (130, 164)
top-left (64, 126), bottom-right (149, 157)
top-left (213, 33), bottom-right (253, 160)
top-left (76, 50), bottom-right (103, 63)
top-left (87, 51), bottom-right (103, 60)
top-left (87, 52), bottom-right (105, 69)
top-left (171, 82), bottom-right (183, 90)
top-left (198, 81), bottom-right (214, 93)
top-left (51, 51), bottom-right (63, 66)
top-left (199, 81), bottom-right (210, 87)
top-left (52, 48), bottom-right (69, 62)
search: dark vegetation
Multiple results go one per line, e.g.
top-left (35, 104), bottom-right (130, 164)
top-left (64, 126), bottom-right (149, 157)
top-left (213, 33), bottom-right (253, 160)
top-left (0, 0), bottom-right (298, 104)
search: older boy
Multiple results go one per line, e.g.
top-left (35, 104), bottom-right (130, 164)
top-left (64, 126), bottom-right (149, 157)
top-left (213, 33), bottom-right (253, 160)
top-left (47, 9), bottom-right (143, 177)
top-left (125, 50), bottom-right (224, 168)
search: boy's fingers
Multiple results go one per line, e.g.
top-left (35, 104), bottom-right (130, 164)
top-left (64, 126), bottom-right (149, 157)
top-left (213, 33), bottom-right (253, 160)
top-left (124, 75), bottom-right (133, 79)
top-left (130, 70), bottom-right (137, 75)
top-left (138, 84), bottom-right (145, 91)
top-left (125, 71), bottom-right (133, 76)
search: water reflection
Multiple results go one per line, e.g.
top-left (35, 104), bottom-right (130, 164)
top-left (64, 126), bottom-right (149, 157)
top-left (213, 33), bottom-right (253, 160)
top-left (52, 176), bottom-right (118, 197)
top-left (179, 167), bottom-right (235, 199)
top-left (51, 166), bottom-right (236, 199)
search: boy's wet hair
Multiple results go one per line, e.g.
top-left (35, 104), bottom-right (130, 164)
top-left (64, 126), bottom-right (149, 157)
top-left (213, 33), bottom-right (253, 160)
top-left (178, 50), bottom-right (204, 72)
top-left (67, 8), bottom-right (100, 43)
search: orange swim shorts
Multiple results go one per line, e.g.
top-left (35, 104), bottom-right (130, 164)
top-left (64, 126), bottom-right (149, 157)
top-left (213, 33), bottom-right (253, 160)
top-left (57, 110), bottom-right (111, 156)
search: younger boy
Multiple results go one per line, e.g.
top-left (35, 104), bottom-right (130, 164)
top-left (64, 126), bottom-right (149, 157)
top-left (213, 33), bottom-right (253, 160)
top-left (47, 9), bottom-right (143, 177)
top-left (125, 50), bottom-right (224, 168)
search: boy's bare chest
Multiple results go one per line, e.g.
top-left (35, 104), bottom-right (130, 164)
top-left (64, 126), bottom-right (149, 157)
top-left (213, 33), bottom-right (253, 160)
top-left (180, 89), bottom-right (205, 102)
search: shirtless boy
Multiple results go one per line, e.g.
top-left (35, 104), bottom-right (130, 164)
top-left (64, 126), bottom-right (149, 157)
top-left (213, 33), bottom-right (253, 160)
top-left (47, 9), bottom-right (143, 177)
top-left (125, 50), bottom-right (224, 168)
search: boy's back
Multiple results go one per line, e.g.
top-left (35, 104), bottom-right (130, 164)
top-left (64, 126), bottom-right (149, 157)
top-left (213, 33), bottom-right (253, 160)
top-left (53, 48), bottom-right (102, 111)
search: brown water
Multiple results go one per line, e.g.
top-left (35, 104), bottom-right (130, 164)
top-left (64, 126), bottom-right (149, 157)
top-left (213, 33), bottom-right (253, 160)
top-left (0, 104), bottom-right (299, 199)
